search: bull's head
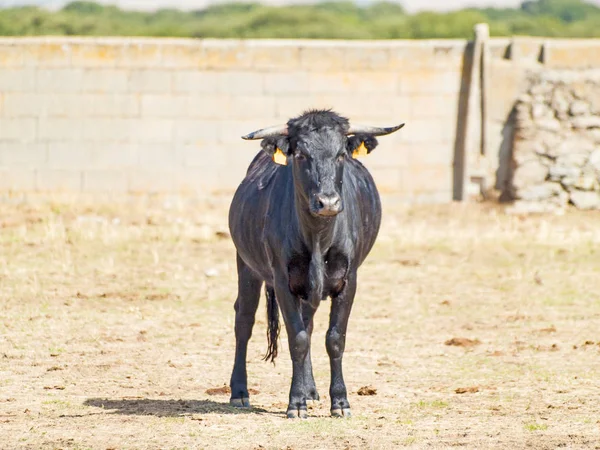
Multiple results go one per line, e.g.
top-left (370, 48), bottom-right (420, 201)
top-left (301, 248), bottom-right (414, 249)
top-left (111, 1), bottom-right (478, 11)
top-left (242, 110), bottom-right (404, 217)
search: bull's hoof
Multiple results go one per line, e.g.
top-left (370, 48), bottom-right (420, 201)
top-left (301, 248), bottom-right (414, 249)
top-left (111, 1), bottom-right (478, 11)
top-left (230, 397), bottom-right (251, 408)
top-left (331, 408), bottom-right (351, 418)
top-left (286, 408), bottom-right (308, 419)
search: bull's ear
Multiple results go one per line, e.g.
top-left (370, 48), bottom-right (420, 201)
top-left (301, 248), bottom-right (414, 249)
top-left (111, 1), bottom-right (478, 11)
top-left (261, 137), bottom-right (289, 166)
top-left (347, 135), bottom-right (379, 159)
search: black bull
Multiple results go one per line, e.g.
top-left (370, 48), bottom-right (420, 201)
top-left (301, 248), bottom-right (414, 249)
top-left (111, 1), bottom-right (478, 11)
top-left (227, 109), bottom-right (404, 419)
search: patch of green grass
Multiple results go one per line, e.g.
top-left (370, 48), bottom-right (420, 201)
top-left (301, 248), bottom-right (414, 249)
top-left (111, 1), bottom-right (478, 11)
top-left (525, 422), bottom-right (548, 431)
top-left (163, 417), bottom-right (186, 424)
top-left (414, 400), bottom-right (449, 409)
top-left (397, 418), bottom-right (414, 425)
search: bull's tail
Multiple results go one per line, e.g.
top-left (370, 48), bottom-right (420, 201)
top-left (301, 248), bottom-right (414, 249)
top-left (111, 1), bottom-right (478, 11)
top-left (263, 285), bottom-right (280, 364)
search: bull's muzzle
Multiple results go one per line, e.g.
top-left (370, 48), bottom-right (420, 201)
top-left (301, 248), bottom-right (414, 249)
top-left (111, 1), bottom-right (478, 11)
top-left (313, 193), bottom-right (343, 217)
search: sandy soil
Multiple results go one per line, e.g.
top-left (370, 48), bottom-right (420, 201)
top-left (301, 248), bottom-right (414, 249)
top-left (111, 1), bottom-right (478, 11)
top-left (0, 193), bottom-right (599, 450)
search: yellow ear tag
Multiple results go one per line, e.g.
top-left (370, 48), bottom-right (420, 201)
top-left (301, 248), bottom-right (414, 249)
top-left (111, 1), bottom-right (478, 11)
top-left (352, 142), bottom-right (368, 159)
top-left (273, 148), bottom-right (287, 166)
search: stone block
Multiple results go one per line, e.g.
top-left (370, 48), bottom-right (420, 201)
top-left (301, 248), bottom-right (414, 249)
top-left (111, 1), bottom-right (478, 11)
top-left (309, 72), bottom-right (396, 94)
top-left (21, 42), bottom-right (71, 68)
top-left (126, 118), bottom-right (175, 143)
top-left (513, 159), bottom-right (548, 190)
top-left (400, 118), bottom-right (455, 144)
top-left (202, 41), bottom-right (253, 70)
top-left (174, 119), bottom-right (219, 144)
top-left (546, 44), bottom-right (600, 69)
top-left (217, 71), bottom-right (265, 95)
top-left (81, 69), bottom-right (130, 93)
top-left (37, 169), bottom-right (83, 191)
top-left (227, 96), bottom-right (277, 120)
top-left (398, 69), bottom-right (462, 95)
top-left (1, 118), bottom-right (37, 141)
top-left (570, 190), bottom-right (600, 209)
top-left (0, 43), bottom-right (24, 67)
top-left (83, 169), bottom-right (129, 193)
top-left (1, 69), bottom-right (36, 92)
top-left (140, 95), bottom-right (188, 118)
top-left (3, 93), bottom-right (39, 117)
top-left (128, 70), bottom-right (172, 93)
top-left (187, 95), bottom-right (231, 120)
top-left (410, 94), bottom-right (458, 118)
top-left (117, 42), bottom-right (163, 68)
top-left (0, 142), bottom-right (47, 166)
top-left (137, 144), bottom-right (181, 169)
top-left (344, 46), bottom-right (391, 71)
top-left (81, 118), bottom-right (130, 142)
top-left (69, 43), bottom-right (120, 68)
top-left (37, 118), bottom-right (83, 141)
top-left (264, 72), bottom-right (310, 95)
top-left (36, 69), bottom-right (84, 93)
top-left (160, 43), bottom-right (205, 69)
top-left (47, 142), bottom-right (93, 169)
top-left (388, 45), bottom-right (436, 70)
top-left (299, 45), bottom-right (347, 72)
top-left (250, 42), bottom-right (301, 71)
top-left (91, 143), bottom-right (138, 168)
top-left (82, 94), bottom-right (140, 117)
top-left (172, 71), bottom-right (219, 94)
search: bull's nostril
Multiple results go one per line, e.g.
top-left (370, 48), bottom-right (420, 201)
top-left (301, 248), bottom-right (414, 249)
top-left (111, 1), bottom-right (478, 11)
top-left (317, 200), bottom-right (325, 209)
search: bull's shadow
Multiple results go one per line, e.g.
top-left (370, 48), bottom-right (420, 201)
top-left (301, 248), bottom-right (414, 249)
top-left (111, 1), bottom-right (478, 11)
top-left (83, 398), bottom-right (270, 417)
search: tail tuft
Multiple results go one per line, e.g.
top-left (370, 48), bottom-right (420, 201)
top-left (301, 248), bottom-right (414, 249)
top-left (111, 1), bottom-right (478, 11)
top-left (263, 286), bottom-right (280, 364)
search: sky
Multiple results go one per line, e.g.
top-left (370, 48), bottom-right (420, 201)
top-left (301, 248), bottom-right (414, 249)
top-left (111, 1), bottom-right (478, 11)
top-left (3, 0), bottom-right (600, 12)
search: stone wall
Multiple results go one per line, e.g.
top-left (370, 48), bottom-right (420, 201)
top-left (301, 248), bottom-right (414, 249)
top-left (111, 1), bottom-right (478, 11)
top-left (508, 70), bottom-right (600, 213)
top-left (2, 34), bottom-right (600, 205)
top-left (0, 37), bottom-right (467, 203)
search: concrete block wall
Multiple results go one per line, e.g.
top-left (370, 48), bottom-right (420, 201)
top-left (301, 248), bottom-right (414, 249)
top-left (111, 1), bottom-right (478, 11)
top-left (0, 37), bottom-right (468, 202)
top-left (2, 35), bottom-right (598, 203)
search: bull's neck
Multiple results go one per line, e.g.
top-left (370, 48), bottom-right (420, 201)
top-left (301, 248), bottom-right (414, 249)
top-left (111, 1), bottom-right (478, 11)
top-left (293, 188), bottom-right (339, 308)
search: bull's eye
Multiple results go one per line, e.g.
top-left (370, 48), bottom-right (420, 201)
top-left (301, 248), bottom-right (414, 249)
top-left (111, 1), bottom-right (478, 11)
top-left (294, 152), bottom-right (306, 161)
top-left (336, 153), bottom-right (346, 163)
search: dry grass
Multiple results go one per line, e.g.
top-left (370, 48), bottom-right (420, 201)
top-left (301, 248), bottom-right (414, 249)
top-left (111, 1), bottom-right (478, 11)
top-left (1, 193), bottom-right (599, 450)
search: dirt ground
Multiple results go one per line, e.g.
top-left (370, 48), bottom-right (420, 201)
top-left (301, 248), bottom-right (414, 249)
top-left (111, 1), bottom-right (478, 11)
top-left (0, 193), bottom-right (599, 450)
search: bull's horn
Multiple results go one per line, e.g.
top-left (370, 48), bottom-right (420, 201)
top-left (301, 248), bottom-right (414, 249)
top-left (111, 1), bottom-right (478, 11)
top-left (241, 125), bottom-right (289, 140)
top-left (346, 123), bottom-right (405, 136)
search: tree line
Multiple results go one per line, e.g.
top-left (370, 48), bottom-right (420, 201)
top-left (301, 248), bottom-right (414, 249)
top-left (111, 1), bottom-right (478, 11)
top-left (1, 0), bottom-right (600, 39)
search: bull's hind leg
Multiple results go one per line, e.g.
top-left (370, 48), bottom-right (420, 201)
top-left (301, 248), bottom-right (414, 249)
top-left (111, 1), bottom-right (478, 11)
top-left (229, 253), bottom-right (262, 408)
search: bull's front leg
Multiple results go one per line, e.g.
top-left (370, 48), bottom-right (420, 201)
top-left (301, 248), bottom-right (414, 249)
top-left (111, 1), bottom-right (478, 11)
top-left (327, 270), bottom-right (357, 418)
top-left (301, 303), bottom-right (320, 403)
top-left (274, 275), bottom-right (314, 419)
